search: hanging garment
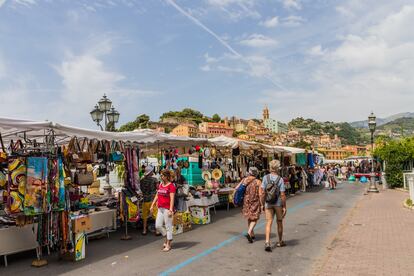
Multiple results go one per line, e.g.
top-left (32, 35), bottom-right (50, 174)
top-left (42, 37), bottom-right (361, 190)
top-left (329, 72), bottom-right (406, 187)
top-left (307, 153), bottom-right (315, 168)
top-left (8, 157), bottom-right (26, 214)
top-left (296, 153), bottom-right (307, 166)
top-left (24, 157), bottom-right (48, 216)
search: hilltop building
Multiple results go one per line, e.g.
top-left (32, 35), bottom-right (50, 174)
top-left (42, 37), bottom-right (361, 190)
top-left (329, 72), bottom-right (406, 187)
top-left (262, 106), bottom-right (288, 134)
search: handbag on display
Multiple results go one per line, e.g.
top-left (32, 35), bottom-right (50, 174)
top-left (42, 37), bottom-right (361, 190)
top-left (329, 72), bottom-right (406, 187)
top-left (96, 140), bottom-right (108, 163)
top-left (79, 138), bottom-right (92, 163)
top-left (74, 168), bottom-right (94, 186)
top-left (89, 139), bottom-right (99, 163)
top-left (109, 141), bottom-right (125, 163)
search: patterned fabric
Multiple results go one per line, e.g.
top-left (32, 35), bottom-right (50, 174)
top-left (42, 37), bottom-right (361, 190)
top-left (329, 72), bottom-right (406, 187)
top-left (8, 157), bottom-right (26, 214)
top-left (242, 177), bottom-right (261, 221)
top-left (24, 157), bottom-right (48, 215)
top-left (140, 176), bottom-right (158, 202)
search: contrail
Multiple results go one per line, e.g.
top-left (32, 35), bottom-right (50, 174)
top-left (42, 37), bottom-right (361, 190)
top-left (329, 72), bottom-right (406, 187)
top-left (165, 0), bottom-right (286, 91)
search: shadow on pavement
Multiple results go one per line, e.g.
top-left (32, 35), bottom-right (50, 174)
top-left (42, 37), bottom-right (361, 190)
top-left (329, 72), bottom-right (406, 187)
top-left (173, 241), bottom-right (200, 250)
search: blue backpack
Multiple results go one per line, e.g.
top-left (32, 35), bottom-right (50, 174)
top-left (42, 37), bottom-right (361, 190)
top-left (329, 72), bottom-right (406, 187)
top-left (233, 184), bottom-right (247, 206)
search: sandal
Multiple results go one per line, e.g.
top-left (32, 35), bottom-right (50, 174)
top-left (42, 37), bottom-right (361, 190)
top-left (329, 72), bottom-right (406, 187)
top-left (162, 246), bottom-right (171, 252)
top-left (141, 231), bottom-right (147, 236)
top-left (276, 241), bottom-right (286, 247)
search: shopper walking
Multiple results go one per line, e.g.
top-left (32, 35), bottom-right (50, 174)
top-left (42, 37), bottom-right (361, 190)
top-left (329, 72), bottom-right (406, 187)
top-left (235, 167), bottom-right (262, 243)
top-left (261, 160), bottom-right (287, 252)
top-left (140, 165), bottom-right (159, 235)
top-left (150, 169), bottom-right (176, 252)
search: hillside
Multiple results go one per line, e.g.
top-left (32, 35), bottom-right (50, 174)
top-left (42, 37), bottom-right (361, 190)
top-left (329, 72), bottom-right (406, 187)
top-left (350, 112), bottom-right (414, 128)
top-left (288, 117), bottom-right (367, 145)
top-left (377, 117), bottom-right (414, 136)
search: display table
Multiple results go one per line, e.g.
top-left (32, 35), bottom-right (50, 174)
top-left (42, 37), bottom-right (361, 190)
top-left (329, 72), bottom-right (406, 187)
top-left (0, 224), bottom-right (39, 267)
top-left (86, 209), bottom-right (117, 240)
top-left (217, 187), bottom-right (235, 211)
top-left (187, 194), bottom-right (219, 215)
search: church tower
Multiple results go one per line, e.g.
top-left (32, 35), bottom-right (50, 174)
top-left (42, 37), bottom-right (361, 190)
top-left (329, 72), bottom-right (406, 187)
top-left (263, 105), bottom-right (270, 121)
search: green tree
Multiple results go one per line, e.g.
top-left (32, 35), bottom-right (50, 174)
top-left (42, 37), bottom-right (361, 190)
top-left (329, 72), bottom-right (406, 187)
top-left (292, 140), bottom-right (312, 149)
top-left (118, 114), bottom-right (150, 132)
top-left (212, 114), bottom-right (221, 123)
top-left (374, 137), bottom-right (414, 188)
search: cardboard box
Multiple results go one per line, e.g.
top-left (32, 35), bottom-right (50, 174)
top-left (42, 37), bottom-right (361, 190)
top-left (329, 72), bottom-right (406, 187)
top-left (173, 213), bottom-right (183, 225)
top-left (189, 207), bottom-right (211, 225)
top-left (183, 222), bottom-right (192, 232)
top-left (173, 224), bottom-right (183, 235)
top-left (72, 216), bottom-right (91, 234)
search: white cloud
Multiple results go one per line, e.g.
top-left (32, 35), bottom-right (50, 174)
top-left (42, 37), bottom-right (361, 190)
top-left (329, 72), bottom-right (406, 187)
top-left (0, 0), bottom-right (7, 8)
top-left (260, 16), bottom-right (279, 28)
top-left (205, 0), bottom-right (260, 20)
top-left (282, 15), bottom-right (305, 26)
top-left (307, 45), bottom-right (325, 56)
top-left (261, 4), bottom-right (414, 122)
top-left (12, 0), bottom-right (36, 7)
top-left (240, 34), bottom-right (278, 47)
top-left (200, 64), bottom-right (211, 71)
top-left (282, 0), bottom-right (301, 10)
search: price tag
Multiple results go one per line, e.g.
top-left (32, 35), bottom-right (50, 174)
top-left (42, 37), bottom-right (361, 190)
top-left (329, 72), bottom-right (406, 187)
top-left (130, 196), bottom-right (138, 203)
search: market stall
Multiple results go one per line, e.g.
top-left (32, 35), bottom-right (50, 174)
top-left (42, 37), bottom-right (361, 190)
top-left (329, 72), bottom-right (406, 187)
top-left (0, 117), bottom-right (207, 265)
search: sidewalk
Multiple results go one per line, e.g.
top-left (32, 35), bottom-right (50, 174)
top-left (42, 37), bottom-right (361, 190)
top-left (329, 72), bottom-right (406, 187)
top-left (313, 189), bottom-right (414, 276)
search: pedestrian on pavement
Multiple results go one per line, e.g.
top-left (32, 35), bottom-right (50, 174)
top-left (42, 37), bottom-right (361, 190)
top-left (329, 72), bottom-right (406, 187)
top-left (289, 167), bottom-right (297, 196)
top-left (140, 165), bottom-right (159, 235)
top-left (150, 169), bottom-right (176, 252)
top-left (235, 167), bottom-right (262, 243)
top-left (300, 167), bottom-right (307, 192)
top-left (261, 160), bottom-right (287, 252)
top-left (328, 166), bottom-right (337, 189)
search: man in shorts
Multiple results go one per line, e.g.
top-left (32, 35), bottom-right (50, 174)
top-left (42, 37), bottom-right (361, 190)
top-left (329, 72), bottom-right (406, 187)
top-left (260, 160), bottom-right (287, 252)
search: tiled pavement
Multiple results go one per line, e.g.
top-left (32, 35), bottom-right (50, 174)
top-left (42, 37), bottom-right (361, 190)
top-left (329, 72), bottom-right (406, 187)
top-left (313, 189), bottom-right (414, 276)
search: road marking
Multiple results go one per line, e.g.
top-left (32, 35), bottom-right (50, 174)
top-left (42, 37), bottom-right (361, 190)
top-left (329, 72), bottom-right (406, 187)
top-left (159, 200), bottom-right (313, 276)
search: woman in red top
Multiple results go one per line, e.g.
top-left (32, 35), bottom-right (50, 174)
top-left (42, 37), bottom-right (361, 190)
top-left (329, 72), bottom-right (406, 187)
top-left (150, 169), bottom-right (176, 252)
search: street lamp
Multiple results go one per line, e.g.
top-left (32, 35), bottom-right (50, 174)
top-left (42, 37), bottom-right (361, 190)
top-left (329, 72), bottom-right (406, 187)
top-left (90, 94), bottom-right (120, 131)
top-left (107, 106), bottom-right (120, 125)
top-left (367, 112), bottom-right (379, 193)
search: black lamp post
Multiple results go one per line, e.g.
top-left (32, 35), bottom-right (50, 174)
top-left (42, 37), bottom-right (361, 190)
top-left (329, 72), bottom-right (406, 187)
top-left (90, 94), bottom-right (120, 131)
top-left (367, 112), bottom-right (379, 193)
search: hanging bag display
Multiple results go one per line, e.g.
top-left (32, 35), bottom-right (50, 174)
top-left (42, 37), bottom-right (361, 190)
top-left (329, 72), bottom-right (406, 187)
top-left (109, 141), bottom-right (124, 163)
top-left (74, 168), bottom-right (94, 186)
top-left (79, 138), bottom-right (92, 163)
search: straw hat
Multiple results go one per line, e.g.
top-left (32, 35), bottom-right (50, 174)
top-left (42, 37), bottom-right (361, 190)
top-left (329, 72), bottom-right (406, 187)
top-left (212, 169), bottom-right (223, 180)
top-left (202, 170), bottom-right (211, 181)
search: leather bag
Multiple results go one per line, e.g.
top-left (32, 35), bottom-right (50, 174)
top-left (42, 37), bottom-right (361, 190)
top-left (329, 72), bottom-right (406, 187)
top-left (74, 168), bottom-right (94, 186)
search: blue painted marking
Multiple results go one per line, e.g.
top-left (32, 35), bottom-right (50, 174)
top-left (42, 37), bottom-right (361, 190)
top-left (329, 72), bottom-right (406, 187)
top-left (159, 200), bottom-right (313, 276)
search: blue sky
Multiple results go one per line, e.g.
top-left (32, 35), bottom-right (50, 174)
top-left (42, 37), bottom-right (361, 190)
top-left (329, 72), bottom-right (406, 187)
top-left (0, 0), bottom-right (413, 129)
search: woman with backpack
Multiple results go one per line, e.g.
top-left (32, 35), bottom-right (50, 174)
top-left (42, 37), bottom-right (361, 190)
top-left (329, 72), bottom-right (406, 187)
top-left (235, 167), bottom-right (262, 243)
top-left (261, 160), bottom-right (287, 252)
top-left (150, 169), bottom-right (176, 252)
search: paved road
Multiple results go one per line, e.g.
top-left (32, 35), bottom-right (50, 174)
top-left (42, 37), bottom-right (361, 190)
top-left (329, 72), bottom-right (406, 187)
top-left (1, 181), bottom-right (364, 276)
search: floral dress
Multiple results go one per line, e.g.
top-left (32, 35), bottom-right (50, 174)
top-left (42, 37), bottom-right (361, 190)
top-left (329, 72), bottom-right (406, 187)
top-left (242, 178), bottom-right (261, 221)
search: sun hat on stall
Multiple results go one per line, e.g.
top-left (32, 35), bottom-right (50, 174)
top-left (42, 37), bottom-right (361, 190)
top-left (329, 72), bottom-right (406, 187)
top-left (144, 165), bottom-right (154, 176)
top-left (212, 168), bottom-right (223, 180)
top-left (202, 170), bottom-right (212, 181)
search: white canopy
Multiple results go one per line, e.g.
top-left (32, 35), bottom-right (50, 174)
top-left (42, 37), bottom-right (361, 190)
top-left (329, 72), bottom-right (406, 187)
top-left (208, 136), bottom-right (288, 153)
top-left (0, 117), bottom-right (207, 146)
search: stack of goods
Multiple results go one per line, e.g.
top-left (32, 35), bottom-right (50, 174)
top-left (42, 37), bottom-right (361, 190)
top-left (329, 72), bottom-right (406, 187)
top-left (173, 211), bottom-right (192, 235)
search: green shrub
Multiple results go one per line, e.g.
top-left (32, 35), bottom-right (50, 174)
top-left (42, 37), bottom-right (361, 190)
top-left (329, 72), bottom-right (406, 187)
top-left (374, 137), bottom-right (414, 188)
